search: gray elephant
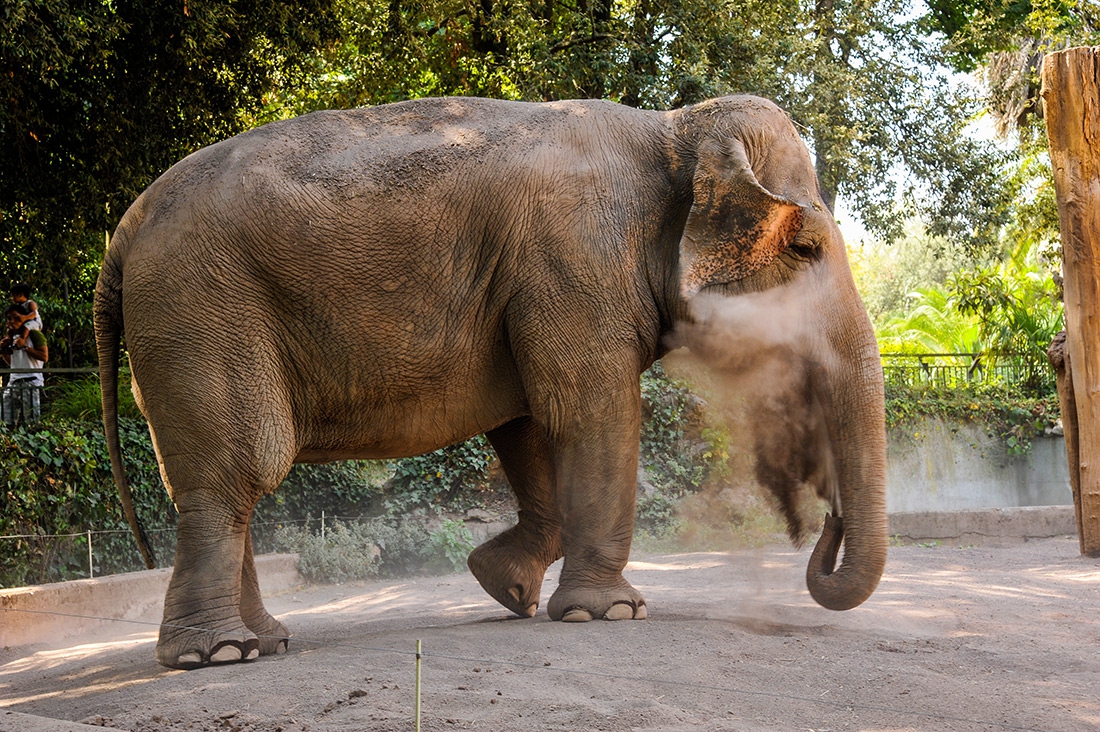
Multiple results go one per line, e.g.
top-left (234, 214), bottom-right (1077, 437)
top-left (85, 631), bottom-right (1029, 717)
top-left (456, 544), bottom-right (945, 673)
top-left (95, 94), bottom-right (887, 670)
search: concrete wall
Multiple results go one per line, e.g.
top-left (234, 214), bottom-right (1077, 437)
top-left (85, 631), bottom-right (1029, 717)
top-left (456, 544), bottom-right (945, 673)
top-left (887, 419), bottom-right (1073, 513)
top-left (0, 553), bottom-right (301, 649)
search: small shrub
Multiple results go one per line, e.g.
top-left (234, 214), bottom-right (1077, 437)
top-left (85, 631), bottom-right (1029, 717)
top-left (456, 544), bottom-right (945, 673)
top-left (270, 516), bottom-right (460, 583)
top-left (273, 521), bottom-right (382, 584)
top-left (428, 518), bottom-right (476, 573)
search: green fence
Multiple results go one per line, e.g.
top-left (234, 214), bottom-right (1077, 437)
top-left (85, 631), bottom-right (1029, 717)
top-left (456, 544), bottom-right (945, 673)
top-left (880, 353), bottom-right (1054, 391)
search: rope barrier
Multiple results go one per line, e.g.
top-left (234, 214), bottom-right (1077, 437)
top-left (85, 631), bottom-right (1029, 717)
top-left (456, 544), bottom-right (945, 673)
top-left (0, 605), bottom-right (1052, 732)
top-left (0, 517), bottom-right (324, 542)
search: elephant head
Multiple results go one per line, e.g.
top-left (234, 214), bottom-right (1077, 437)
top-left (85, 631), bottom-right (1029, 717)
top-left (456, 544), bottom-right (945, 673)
top-left (669, 97), bottom-right (888, 611)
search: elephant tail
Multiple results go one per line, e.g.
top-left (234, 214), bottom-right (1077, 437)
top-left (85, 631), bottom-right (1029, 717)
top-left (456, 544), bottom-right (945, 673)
top-left (94, 221), bottom-right (156, 569)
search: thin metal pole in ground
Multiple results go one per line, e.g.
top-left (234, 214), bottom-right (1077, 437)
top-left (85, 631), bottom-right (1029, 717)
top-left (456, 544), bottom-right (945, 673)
top-left (415, 639), bottom-right (422, 731)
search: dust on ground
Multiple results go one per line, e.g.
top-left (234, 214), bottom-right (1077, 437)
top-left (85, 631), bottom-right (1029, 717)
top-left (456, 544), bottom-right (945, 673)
top-left (1, 536), bottom-right (1098, 731)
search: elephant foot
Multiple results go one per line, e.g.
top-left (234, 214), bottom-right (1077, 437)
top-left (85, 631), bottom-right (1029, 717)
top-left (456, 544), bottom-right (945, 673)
top-left (468, 529), bottom-right (557, 617)
top-left (156, 623), bottom-right (261, 670)
top-left (547, 579), bottom-right (647, 622)
top-left (243, 610), bottom-right (291, 656)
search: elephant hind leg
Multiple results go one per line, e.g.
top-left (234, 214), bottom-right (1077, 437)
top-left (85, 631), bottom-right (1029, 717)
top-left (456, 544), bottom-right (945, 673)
top-left (468, 417), bottom-right (562, 617)
top-left (156, 498), bottom-right (262, 669)
top-left (240, 529), bottom-right (290, 656)
top-left (148, 402), bottom-right (296, 669)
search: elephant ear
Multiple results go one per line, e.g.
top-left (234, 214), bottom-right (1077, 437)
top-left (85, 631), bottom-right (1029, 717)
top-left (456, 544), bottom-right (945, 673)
top-left (679, 137), bottom-right (804, 297)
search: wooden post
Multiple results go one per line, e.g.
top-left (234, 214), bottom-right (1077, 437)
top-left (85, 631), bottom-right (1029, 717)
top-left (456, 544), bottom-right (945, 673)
top-left (1042, 46), bottom-right (1100, 556)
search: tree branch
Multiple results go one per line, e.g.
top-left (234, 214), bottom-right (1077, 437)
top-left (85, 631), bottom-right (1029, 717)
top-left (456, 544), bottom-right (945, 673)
top-left (549, 33), bottom-right (617, 53)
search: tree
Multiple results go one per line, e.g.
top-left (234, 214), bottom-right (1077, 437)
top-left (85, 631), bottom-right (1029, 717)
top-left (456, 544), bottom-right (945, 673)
top-left (0, 0), bottom-right (341, 365)
top-left (275, 0), bottom-right (1015, 250)
top-left (1043, 46), bottom-right (1100, 556)
top-left (923, 0), bottom-right (1099, 248)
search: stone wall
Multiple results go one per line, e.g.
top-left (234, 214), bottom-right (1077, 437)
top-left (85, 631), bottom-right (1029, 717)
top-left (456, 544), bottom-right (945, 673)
top-left (887, 419), bottom-right (1072, 513)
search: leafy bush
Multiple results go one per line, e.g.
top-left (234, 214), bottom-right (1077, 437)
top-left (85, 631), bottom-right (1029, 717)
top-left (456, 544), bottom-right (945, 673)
top-left (885, 382), bottom-right (1059, 455)
top-left (385, 436), bottom-right (496, 513)
top-left (251, 462), bottom-right (390, 552)
top-left (270, 515), bottom-right (476, 583)
top-left (637, 363), bottom-right (726, 534)
top-left (429, 518), bottom-right (476, 573)
top-left (0, 419), bottom-right (175, 587)
top-left (272, 521), bottom-right (384, 584)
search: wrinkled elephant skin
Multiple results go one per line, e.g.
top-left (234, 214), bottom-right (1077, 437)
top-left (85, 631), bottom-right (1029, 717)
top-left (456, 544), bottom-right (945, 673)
top-left (94, 95), bottom-right (887, 670)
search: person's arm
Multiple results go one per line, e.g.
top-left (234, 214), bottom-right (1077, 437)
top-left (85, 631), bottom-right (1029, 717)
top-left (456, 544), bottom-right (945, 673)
top-left (24, 331), bottom-right (47, 362)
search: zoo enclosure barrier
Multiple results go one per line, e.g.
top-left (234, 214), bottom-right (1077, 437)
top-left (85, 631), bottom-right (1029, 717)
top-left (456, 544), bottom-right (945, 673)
top-left (0, 367), bottom-right (97, 426)
top-left (879, 352), bottom-right (1054, 390)
top-left (1, 357), bottom-right (1053, 426)
top-left (0, 513), bottom-right (351, 588)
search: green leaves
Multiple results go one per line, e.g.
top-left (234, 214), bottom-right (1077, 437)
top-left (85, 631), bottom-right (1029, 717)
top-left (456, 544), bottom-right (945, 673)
top-left (0, 0), bottom-right (342, 365)
top-left (0, 419), bottom-right (174, 587)
top-left (386, 436), bottom-right (495, 513)
top-left (885, 380), bottom-right (1059, 455)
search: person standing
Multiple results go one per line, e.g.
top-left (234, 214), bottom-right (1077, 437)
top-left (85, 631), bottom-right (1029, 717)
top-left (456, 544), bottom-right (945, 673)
top-left (1, 304), bottom-right (48, 426)
top-left (8, 282), bottom-right (42, 349)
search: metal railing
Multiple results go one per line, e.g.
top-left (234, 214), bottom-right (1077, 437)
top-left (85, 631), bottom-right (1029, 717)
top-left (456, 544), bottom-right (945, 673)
top-left (880, 353), bottom-right (1053, 390)
top-left (2, 357), bottom-right (1055, 428)
top-left (1, 367), bottom-right (97, 427)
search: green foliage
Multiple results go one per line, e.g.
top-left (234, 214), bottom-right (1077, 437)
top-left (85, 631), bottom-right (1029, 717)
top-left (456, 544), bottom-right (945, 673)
top-left (636, 362), bottom-right (724, 535)
top-left (273, 521), bottom-right (384, 584)
top-left (385, 436), bottom-right (496, 513)
top-left (0, 415), bottom-right (390, 586)
top-left (851, 227), bottom-right (993, 326)
top-left (640, 363), bottom-right (710, 489)
top-left (862, 218), bottom-right (1063, 401)
top-left (270, 515), bottom-right (475, 583)
top-left (0, 0), bottom-right (342, 366)
top-left (0, 419), bottom-right (175, 587)
top-left (925, 0), bottom-right (1096, 73)
top-left (877, 284), bottom-right (983, 355)
top-left (885, 382), bottom-right (1059, 455)
top-left (252, 461), bottom-right (388, 548)
top-left (47, 372), bottom-right (143, 421)
top-left (429, 518), bottom-right (477, 573)
top-left (949, 265), bottom-right (1063, 393)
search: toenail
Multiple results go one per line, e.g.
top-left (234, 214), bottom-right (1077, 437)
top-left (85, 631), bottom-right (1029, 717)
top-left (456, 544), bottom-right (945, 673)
top-left (561, 607), bottom-right (594, 622)
top-left (210, 645), bottom-right (243, 663)
top-left (604, 603), bottom-right (634, 621)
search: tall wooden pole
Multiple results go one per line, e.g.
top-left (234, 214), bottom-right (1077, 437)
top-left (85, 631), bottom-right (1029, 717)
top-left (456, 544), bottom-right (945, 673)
top-left (1042, 46), bottom-right (1100, 557)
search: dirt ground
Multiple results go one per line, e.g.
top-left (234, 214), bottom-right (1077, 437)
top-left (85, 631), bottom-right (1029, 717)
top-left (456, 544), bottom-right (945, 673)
top-left (1, 536), bottom-right (1098, 732)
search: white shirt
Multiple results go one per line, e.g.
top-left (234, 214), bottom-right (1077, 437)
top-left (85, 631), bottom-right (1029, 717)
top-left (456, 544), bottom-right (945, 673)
top-left (9, 331), bottom-right (46, 386)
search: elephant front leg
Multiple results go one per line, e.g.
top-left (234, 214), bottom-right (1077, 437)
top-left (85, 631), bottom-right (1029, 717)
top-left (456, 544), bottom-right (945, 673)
top-left (469, 417), bottom-right (563, 617)
top-left (544, 382), bottom-right (647, 623)
top-left (157, 505), bottom-right (261, 669)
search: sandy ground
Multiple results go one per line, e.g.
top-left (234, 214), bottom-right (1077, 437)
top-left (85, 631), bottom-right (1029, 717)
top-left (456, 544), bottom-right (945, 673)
top-left (1, 536), bottom-right (1098, 732)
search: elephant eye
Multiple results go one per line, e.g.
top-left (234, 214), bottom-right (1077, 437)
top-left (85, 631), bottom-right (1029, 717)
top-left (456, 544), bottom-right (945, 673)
top-left (785, 233), bottom-right (822, 263)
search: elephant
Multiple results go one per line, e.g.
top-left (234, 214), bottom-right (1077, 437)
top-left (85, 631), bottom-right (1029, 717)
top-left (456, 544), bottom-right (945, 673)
top-left (94, 94), bottom-right (888, 671)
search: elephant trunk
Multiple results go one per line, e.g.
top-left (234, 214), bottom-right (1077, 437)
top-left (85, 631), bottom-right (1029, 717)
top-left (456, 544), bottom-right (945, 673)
top-left (805, 334), bottom-right (888, 611)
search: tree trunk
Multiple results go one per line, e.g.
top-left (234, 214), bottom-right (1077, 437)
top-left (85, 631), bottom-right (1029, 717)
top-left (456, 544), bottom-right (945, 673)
top-left (1042, 46), bottom-right (1100, 557)
top-left (1048, 332), bottom-right (1084, 553)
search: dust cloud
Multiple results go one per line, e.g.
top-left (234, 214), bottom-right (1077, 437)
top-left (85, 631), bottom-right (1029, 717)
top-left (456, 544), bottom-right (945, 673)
top-left (662, 287), bottom-right (840, 544)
